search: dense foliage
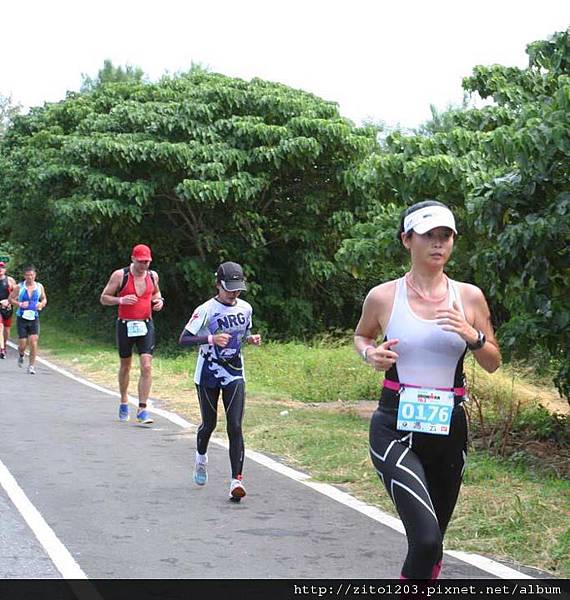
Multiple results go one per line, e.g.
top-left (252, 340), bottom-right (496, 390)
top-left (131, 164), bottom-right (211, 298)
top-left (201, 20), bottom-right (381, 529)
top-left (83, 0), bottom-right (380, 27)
top-left (338, 29), bottom-right (569, 398)
top-left (0, 68), bottom-right (375, 337)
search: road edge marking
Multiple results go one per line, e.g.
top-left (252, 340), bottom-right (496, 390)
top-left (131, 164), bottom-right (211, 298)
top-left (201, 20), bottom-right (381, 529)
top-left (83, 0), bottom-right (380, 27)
top-left (0, 457), bottom-right (87, 579)
top-left (9, 342), bottom-right (534, 580)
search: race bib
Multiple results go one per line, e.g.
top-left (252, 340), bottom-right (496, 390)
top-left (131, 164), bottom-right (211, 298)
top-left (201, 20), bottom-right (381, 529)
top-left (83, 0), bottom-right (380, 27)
top-left (126, 320), bottom-right (148, 337)
top-left (396, 386), bottom-right (454, 436)
top-left (22, 309), bottom-right (36, 321)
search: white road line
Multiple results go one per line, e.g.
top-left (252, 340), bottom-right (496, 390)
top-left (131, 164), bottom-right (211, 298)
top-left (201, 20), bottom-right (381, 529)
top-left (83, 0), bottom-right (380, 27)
top-left (6, 342), bottom-right (534, 579)
top-left (446, 551), bottom-right (534, 579)
top-left (0, 458), bottom-right (87, 579)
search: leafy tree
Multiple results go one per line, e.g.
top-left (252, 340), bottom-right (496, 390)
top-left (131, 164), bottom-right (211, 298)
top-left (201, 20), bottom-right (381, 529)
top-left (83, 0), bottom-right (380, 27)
top-left (80, 59), bottom-right (146, 92)
top-left (463, 29), bottom-right (570, 400)
top-left (0, 70), bottom-right (375, 339)
top-left (0, 93), bottom-right (21, 138)
top-left (338, 29), bottom-right (570, 399)
top-left (0, 94), bottom-right (22, 250)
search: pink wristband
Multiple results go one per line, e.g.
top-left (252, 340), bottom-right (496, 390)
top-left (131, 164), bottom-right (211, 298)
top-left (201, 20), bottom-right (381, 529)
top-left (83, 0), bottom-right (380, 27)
top-left (118, 297), bottom-right (123, 306)
top-left (208, 334), bottom-right (214, 345)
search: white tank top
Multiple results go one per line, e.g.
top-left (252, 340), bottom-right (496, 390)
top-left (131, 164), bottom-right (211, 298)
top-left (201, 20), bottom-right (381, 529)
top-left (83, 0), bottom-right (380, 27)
top-left (385, 276), bottom-right (467, 389)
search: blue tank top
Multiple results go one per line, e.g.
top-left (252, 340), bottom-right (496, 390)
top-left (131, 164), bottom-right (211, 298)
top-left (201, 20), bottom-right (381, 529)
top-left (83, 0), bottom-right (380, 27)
top-left (16, 283), bottom-right (42, 319)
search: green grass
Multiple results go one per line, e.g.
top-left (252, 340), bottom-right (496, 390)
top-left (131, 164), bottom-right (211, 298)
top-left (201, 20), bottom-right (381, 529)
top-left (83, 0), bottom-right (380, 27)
top-left (33, 315), bottom-right (569, 577)
top-left (452, 453), bottom-right (569, 575)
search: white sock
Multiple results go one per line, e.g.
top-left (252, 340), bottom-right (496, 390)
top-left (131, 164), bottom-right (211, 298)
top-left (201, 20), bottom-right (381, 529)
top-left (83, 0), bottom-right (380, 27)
top-left (196, 451), bottom-right (207, 465)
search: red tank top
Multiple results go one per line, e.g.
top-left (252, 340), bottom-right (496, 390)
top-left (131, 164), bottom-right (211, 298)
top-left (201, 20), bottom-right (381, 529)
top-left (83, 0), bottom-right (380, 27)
top-left (118, 270), bottom-right (154, 320)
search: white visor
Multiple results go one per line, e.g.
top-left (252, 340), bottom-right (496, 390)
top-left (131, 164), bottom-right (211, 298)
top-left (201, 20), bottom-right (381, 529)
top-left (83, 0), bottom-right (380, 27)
top-left (403, 205), bottom-right (457, 235)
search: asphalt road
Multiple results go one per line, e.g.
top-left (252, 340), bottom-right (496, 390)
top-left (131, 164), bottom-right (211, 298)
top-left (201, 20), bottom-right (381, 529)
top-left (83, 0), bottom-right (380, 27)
top-left (0, 344), bottom-right (517, 580)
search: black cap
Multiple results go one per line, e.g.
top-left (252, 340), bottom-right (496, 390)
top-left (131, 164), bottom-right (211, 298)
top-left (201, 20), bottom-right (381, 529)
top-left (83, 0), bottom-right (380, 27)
top-left (216, 261), bottom-right (247, 292)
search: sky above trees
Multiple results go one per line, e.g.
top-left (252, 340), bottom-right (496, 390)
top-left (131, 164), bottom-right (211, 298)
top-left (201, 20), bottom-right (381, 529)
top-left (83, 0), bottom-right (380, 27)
top-left (2, 0), bottom-right (568, 127)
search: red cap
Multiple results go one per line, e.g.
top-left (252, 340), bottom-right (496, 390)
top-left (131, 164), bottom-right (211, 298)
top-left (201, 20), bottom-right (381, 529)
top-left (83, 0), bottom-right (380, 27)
top-left (0, 262), bottom-right (5, 267)
top-left (132, 244), bottom-right (152, 261)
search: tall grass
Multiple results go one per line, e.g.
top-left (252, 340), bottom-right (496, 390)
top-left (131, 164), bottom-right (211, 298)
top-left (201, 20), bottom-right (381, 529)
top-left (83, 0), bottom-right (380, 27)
top-left (245, 340), bottom-right (380, 402)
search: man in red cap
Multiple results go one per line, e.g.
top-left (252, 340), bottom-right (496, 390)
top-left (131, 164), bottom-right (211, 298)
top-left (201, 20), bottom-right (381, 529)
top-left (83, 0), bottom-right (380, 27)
top-left (100, 244), bottom-right (164, 424)
top-left (0, 262), bottom-right (16, 359)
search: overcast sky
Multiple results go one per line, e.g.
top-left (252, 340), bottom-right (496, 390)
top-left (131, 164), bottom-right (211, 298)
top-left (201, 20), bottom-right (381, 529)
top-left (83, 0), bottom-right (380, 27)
top-left (2, 0), bottom-right (568, 128)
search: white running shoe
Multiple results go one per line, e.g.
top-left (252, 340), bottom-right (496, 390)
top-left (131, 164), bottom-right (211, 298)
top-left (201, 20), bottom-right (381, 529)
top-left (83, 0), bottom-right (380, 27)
top-left (28, 365), bottom-right (36, 375)
top-left (229, 478), bottom-right (246, 500)
top-left (193, 461), bottom-right (208, 486)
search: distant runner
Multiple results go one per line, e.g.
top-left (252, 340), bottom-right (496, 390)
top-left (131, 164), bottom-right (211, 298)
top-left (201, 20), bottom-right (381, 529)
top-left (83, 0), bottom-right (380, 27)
top-left (354, 201), bottom-right (501, 580)
top-left (179, 261), bottom-right (261, 501)
top-left (100, 244), bottom-right (164, 424)
top-left (10, 266), bottom-right (47, 374)
top-left (0, 261), bottom-right (16, 359)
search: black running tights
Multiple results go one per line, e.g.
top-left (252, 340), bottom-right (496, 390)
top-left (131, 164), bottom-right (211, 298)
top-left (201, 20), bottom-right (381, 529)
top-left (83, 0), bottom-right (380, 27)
top-left (195, 381), bottom-right (245, 478)
top-left (369, 396), bottom-right (467, 579)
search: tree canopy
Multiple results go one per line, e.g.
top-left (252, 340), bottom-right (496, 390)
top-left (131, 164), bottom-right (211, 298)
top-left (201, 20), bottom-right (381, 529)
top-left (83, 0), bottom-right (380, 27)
top-left (80, 59), bottom-right (146, 92)
top-left (0, 93), bottom-right (21, 138)
top-left (0, 67), bottom-right (375, 337)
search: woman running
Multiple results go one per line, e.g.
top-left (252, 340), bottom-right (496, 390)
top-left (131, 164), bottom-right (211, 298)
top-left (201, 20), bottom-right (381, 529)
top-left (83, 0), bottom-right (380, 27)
top-left (354, 201), bottom-right (501, 580)
top-left (179, 261), bottom-right (261, 501)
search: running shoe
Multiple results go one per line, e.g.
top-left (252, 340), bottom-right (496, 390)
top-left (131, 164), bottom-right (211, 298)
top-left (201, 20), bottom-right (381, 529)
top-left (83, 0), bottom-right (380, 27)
top-left (432, 560), bottom-right (443, 579)
top-left (193, 461), bottom-right (208, 486)
top-left (229, 477), bottom-right (246, 500)
top-left (28, 365), bottom-right (36, 375)
top-left (0, 348), bottom-right (6, 359)
top-left (118, 404), bottom-right (130, 422)
top-left (136, 409), bottom-right (154, 425)
top-left (18, 354), bottom-right (24, 367)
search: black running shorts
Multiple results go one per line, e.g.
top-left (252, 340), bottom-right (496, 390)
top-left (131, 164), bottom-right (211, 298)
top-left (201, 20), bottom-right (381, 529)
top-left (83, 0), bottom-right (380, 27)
top-left (116, 319), bottom-right (155, 358)
top-left (17, 316), bottom-right (40, 338)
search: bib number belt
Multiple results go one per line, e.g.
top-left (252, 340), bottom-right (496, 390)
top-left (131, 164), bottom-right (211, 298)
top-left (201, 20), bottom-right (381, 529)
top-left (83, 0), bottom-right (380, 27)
top-left (126, 320), bottom-right (148, 337)
top-left (396, 386), bottom-right (454, 436)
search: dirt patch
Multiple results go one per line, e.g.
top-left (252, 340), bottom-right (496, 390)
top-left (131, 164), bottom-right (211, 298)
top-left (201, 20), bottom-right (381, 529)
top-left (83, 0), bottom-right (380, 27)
top-left (308, 376), bottom-right (569, 419)
top-left (330, 400), bottom-right (378, 420)
top-left (512, 381), bottom-right (569, 415)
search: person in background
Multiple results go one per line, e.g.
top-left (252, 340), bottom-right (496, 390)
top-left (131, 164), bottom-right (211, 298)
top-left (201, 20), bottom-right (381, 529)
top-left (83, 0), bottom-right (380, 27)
top-left (179, 261), bottom-right (261, 502)
top-left (10, 266), bottom-right (47, 374)
top-left (0, 261), bottom-right (16, 359)
top-left (100, 244), bottom-right (164, 424)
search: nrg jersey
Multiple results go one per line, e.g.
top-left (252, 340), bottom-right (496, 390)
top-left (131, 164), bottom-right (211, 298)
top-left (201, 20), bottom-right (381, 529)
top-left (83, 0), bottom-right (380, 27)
top-left (185, 297), bottom-right (253, 387)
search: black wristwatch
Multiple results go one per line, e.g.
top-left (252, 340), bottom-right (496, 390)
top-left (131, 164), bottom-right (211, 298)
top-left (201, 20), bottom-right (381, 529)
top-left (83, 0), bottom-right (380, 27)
top-left (467, 330), bottom-right (486, 351)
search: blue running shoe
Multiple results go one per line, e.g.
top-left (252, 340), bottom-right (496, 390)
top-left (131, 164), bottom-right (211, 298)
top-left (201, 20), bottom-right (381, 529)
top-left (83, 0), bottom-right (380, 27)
top-left (118, 404), bottom-right (130, 422)
top-left (136, 409), bottom-right (154, 425)
top-left (193, 461), bottom-right (208, 486)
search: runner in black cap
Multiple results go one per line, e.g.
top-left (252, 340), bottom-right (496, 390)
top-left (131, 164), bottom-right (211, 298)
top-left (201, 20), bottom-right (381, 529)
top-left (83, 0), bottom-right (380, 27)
top-left (179, 261), bottom-right (261, 501)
